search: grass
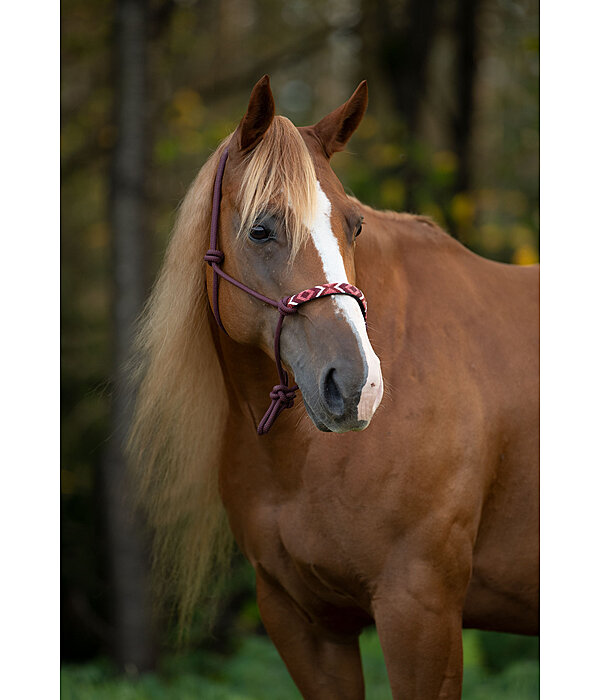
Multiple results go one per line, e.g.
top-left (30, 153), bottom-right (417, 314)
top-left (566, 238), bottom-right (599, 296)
top-left (61, 629), bottom-right (539, 699)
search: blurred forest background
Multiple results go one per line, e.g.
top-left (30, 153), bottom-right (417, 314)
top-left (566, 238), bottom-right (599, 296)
top-left (61, 0), bottom-right (539, 696)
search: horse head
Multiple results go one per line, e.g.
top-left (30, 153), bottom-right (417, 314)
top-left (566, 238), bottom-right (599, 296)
top-left (206, 76), bottom-right (383, 433)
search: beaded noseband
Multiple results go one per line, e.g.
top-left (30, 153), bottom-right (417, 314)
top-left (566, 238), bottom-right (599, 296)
top-left (204, 147), bottom-right (368, 435)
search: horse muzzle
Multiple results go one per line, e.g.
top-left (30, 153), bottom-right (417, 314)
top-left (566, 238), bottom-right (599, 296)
top-left (285, 318), bottom-right (384, 433)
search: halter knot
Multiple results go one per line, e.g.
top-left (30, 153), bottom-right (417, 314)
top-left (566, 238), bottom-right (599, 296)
top-left (204, 249), bottom-right (224, 265)
top-left (257, 381), bottom-right (299, 435)
top-left (277, 298), bottom-right (297, 316)
top-left (269, 383), bottom-right (297, 407)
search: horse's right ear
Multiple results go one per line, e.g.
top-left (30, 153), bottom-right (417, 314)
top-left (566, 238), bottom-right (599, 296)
top-left (236, 75), bottom-right (276, 152)
top-left (312, 80), bottom-right (368, 158)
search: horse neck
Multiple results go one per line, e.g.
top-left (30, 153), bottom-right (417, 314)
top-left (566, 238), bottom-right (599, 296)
top-left (210, 312), bottom-right (314, 491)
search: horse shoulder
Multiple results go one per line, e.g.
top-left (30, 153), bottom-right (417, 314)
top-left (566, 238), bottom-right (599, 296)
top-left (350, 207), bottom-right (539, 629)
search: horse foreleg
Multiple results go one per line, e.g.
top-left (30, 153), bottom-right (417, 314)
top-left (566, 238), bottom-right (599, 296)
top-left (373, 570), bottom-right (466, 699)
top-left (256, 570), bottom-right (365, 700)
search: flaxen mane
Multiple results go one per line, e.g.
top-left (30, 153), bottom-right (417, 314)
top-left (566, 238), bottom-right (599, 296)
top-left (127, 117), bottom-right (319, 633)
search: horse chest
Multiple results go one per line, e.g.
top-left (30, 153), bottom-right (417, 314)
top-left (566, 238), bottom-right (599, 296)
top-left (233, 485), bottom-right (375, 624)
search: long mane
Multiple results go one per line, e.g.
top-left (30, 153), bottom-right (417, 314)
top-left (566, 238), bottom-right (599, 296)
top-left (127, 117), bottom-right (318, 634)
top-left (128, 138), bottom-right (233, 633)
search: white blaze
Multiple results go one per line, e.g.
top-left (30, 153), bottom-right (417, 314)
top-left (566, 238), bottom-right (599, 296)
top-left (307, 181), bottom-right (384, 422)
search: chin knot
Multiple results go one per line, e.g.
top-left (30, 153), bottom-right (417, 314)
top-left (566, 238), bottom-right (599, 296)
top-left (269, 384), bottom-right (297, 408)
top-left (257, 382), bottom-right (299, 435)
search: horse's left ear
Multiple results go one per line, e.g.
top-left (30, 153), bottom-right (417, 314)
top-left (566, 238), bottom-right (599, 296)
top-left (236, 75), bottom-right (276, 152)
top-left (312, 80), bottom-right (368, 158)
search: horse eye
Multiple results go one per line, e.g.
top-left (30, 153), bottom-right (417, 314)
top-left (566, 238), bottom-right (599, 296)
top-left (249, 224), bottom-right (271, 242)
top-left (355, 223), bottom-right (363, 239)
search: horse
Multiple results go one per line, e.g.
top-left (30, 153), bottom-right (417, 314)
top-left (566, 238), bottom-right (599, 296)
top-left (129, 75), bottom-right (539, 699)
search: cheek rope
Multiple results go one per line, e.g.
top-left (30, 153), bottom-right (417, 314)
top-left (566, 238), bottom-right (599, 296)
top-left (203, 147), bottom-right (367, 435)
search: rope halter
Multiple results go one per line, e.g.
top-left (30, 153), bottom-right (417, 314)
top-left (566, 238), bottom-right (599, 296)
top-left (204, 147), bottom-right (367, 435)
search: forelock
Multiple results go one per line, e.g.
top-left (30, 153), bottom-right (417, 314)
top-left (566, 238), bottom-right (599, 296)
top-left (237, 116), bottom-right (317, 259)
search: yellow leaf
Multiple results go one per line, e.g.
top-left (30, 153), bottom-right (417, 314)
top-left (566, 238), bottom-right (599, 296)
top-left (450, 193), bottom-right (475, 227)
top-left (512, 244), bottom-right (539, 265)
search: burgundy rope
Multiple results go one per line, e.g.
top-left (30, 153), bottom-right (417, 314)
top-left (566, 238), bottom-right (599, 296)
top-left (203, 147), bottom-right (368, 435)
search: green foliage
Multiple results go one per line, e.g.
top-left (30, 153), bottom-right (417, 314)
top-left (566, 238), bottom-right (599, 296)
top-left (462, 630), bottom-right (539, 699)
top-left (61, 629), bottom-right (538, 699)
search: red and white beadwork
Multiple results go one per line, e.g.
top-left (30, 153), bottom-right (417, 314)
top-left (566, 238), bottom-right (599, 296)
top-left (285, 282), bottom-right (367, 321)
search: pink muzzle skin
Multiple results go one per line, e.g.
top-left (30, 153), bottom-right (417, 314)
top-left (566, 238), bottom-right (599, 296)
top-left (204, 147), bottom-right (368, 435)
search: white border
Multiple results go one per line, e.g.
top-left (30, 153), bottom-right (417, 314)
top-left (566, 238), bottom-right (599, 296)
top-left (541, 2), bottom-right (600, 697)
top-left (1, 2), bottom-right (60, 698)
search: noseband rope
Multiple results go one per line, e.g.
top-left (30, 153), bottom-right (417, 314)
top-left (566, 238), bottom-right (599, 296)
top-left (204, 147), bottom-right (368, 435)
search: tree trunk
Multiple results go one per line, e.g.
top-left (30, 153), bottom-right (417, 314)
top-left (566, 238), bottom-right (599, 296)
top-left (453, 0), bottom-right (481, 195)
top-left (376, 0), bottom-right (439, 136)
top-left (372, 0), bottom-right (440, 211)
top-left (104, 0), bottom-right (155, 673)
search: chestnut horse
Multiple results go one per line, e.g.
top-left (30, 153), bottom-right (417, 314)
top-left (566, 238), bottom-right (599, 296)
top-left (129, 76), bottom-right (539, 699)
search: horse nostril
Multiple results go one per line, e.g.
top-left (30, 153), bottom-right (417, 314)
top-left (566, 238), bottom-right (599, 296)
top-left (323, 367), bottom-right (345, 417)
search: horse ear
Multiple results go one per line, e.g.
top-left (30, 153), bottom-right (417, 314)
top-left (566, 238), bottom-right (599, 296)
top-left (312, 80), bottom-right (368, 158)
top-left (237, 75), bottom-right (276, 152)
